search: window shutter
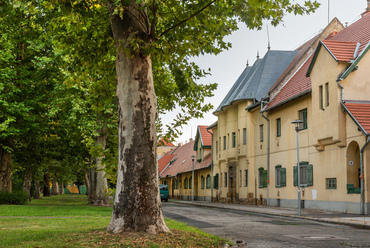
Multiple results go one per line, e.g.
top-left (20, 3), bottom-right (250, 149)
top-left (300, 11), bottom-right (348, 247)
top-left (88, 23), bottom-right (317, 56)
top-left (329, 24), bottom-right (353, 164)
top-left (281, 168), bottom-right (286, 187)
top-left (263, 170), bottom-right (267, 188)
top-left (293, 166), bottom-right (297, 186)
top-left (307, 164), bottom-right (313, 186)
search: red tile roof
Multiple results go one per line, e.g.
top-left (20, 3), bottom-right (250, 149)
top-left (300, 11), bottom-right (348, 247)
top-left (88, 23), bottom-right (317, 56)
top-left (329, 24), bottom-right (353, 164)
top-left (198, 125), bottom-right (212, 147)
top-left (160, 140), bottom-right (211, 178)
top-left (158, 154), bottom-right (176, 174)
top-left (343, 101), bottom-right (370, 134)
top-left (157, 137), bottom-right (175, 147)
top-left (266, 55), bottom-right (313, 110)
top-left (327, 13), bottom-right (370, 54)
top-left (322, 40), bottom-right (357, 62)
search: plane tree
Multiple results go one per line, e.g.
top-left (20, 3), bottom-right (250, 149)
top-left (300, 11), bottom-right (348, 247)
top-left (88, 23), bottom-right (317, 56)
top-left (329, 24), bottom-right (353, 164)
top-left (10, 0), bottom-right (320, 234)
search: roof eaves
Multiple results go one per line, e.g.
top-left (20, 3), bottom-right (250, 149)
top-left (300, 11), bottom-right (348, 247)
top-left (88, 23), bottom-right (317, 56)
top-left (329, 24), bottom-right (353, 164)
top-left (341, 101), bottom-right (368, 135)
top-left (207, 121), bottom-right (218, 129)
top-left (341, 41), bottom-right (370, 80)
top-left (264, 89), bottom-right (312, 112)
top-left (246, 100), bottom-right (260, 111)
top-left (306, 42), bottom-right (323, 77)
top-left (321, 41), bottom-right (339, 62)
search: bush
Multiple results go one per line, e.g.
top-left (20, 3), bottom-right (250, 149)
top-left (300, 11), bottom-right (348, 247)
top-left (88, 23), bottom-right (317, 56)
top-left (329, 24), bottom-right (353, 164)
top-left (0, 191), bottom-right (28, 205)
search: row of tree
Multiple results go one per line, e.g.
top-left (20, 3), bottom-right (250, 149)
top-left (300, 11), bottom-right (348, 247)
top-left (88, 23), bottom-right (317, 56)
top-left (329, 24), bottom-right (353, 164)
top-left (0, 0), bottom-right (320, 234)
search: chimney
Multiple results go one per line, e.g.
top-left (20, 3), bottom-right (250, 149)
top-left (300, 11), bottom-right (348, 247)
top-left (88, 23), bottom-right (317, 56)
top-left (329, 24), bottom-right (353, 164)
top-left (362, 0), bottom-right (370, 17)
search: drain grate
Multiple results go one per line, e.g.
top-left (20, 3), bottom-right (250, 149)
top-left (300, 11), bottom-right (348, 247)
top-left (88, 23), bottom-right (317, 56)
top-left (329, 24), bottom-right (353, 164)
top-left (285, 234), bottom-right (348, 241)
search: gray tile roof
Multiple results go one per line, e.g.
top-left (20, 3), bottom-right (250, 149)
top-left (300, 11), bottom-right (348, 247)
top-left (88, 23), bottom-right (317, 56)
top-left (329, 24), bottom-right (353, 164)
top-left (214, 50), bottom-right (298, 113)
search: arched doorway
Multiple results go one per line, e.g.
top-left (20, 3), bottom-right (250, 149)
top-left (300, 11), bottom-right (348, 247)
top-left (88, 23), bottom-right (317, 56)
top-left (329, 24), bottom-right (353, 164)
top-left (346, 141), bottom-right (360, 188)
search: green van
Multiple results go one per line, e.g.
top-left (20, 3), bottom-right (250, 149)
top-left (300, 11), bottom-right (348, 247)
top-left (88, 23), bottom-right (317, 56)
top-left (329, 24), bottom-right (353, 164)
top-left (159, 184), bottom-right (169, 202)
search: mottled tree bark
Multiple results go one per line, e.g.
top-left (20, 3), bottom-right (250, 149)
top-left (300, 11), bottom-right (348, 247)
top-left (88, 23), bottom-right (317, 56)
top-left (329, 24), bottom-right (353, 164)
top-left (0, 145), bottom-right (12, 193)
top-left (106, 2), bottom-right (169, 234)
top-left (23, 170), bottom-right (32, 201)
top-left (34, 180), bottom-right (41, 199)
top-left (43, 173), bottom-right (51, 197)
top-left (88, 131), bottom-right (109, 206)
top-left (51, 176), bottom-right (59, 195)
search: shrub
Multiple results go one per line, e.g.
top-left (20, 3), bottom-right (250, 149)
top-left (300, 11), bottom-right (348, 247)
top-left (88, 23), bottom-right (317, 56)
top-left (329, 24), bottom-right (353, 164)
top-left (0, 191), bottom-right (28, 205)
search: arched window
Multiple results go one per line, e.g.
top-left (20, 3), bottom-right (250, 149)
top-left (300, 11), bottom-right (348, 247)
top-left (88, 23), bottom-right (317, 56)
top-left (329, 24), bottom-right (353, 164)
top-left (184, 177), bottom-right (188, 189)
top-left (201, 176), bottom-right (205, 189)
top-left (206, 174), bottom-right (211, 189)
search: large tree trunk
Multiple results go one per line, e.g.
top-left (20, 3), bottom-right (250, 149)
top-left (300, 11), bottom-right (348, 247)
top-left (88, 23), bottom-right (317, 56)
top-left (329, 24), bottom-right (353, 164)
top-left (106, 2), bottom-right (169, 234)
top-left (59, 181), bottom-right (65, 195)
top-left (43, 173), bottom-right (51, 197)
top-left (51, 176), bottom-right (59, 195)
top-left (0, 145), bottom-right (12, 193)
top-left (23, 170), bottom-right (32, 201)
top-left (84, 173), bottom-right (90, 196)
top-left (88, 132), bottom-right (109, 206)
top-left (34, 180), bottom-right (41, 199)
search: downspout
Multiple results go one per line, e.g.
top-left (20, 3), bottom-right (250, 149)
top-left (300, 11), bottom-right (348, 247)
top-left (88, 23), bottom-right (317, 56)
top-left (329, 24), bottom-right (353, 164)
top-left (336, 78), bottom-right (344, 101)
top-left (207, 129), bottom-right (214, 202)
top-left (261, 103), bottom-right (270, 206)
top-left (360, 135), bottom-right (370, 215)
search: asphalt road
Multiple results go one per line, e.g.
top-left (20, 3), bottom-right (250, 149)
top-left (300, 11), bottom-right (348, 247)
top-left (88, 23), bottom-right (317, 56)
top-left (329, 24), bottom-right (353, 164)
top-left (162, 202), bottom-right (370, 248)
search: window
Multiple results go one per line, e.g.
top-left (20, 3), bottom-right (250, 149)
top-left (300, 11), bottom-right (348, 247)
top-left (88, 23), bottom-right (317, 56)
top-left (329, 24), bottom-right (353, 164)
top-left (239, 170), bottom-right (242, 187)
top-left (319, 85), bottom-right (324, 110)
top-left (189, 177), bottom-right (192, 189)
top-left (213, 173), bottom-right (219, 189)
top-left (243, 128), bottom-right (246, 145)
top-left (199, 149), bottom-right (202, 162)
top-left (293, 162), bottom-right (313, 187)
top-left (326, 83), bottom-right (329, 107)
top-left (275, 165), bottom-right (286, 188)
top-left (184, 177), bottom-right (188, 189)
top-left (216, 141), bottom-right (218, 155)
top-left (299, 109), bottom-right (307, 130)
top-left (219, 137), bottom-right (221, 151)
top-left (277, 118), bottom-right (281, 137)
top-left (244, 170), bottom-right (248, 187)
top-left (175, 179), bottom-right (179, 189)
top-left (260, 124), bottom-right (264, 142)
top-left (227, 134), bottom-right (229, 148)
top-left (201, 176), bottom-right (205, 189)
top-left (206, 174), bottom-right (211, 189)
top-left (258, 167), bottom-right (267, 188)
top-left (326, 178), bottom-right (336, 189)
top-left (224, 172), bottom-right (228, 187)
top-left (223, 136), bottom-right (226, 150)
top-left (276, 166), bottom-right (281, 186)
top-left (232, 132), bottom-right (236, 147)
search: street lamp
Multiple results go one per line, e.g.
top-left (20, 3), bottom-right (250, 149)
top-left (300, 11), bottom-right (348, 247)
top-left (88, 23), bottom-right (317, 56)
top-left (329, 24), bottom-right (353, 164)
top-left (291, 120), bottom-right (303, 216)
top-left (191, 155), bottom-right (195, 203)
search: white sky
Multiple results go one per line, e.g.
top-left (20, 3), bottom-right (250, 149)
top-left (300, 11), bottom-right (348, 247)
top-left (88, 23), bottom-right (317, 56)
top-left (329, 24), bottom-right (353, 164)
top-left (161, 0), bottom-right (367, 145)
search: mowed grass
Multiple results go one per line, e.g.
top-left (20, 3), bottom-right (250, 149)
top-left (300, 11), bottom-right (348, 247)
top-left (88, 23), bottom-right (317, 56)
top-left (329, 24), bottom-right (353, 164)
top-left (0, 194), bottom-right (228, 247)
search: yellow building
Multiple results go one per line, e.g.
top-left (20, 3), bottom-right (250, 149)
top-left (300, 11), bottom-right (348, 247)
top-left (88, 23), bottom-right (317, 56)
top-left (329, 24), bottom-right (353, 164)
top-left (159, 126), bottom-right (215, 201)
top-left (209, 13), bottom-right (370, 215)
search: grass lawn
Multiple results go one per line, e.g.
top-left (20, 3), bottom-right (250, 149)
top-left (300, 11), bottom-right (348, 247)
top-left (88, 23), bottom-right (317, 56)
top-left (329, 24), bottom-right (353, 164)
top-left (0, 194), bottom-right (228, 247)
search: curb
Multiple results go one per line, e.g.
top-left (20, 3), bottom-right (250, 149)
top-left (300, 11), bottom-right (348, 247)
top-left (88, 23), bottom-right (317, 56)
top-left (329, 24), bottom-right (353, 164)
top-left (168, 200), bottom-right (370, 230)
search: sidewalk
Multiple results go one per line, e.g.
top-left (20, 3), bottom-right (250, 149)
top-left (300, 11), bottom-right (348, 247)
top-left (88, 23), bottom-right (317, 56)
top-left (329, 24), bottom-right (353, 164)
top-left (170, 199), bottom-right (370, 230)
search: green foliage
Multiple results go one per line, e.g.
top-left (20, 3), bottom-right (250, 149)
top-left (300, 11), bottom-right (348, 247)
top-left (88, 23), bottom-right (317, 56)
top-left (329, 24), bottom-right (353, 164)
top-left (0, 191), bottom-right (28, 205)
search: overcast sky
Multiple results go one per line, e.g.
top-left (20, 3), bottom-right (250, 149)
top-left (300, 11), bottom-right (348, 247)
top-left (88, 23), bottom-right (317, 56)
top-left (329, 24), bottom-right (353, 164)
top-left (160, 0), bottom-right (367, 145)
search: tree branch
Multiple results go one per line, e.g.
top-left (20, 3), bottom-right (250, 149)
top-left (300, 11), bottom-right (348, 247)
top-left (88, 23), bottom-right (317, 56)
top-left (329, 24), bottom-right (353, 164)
top-left (156, 0), bottom-right (216, 39)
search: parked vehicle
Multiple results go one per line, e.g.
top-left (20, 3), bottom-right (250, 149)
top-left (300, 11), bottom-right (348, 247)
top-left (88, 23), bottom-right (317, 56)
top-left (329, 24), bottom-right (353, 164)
top-left (159, 184), bottom-right (169, 202)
